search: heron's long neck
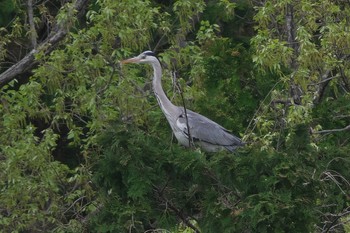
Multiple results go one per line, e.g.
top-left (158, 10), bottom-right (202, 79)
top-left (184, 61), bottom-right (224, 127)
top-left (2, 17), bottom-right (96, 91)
top-left (151, 61), bottom-right (178, 118)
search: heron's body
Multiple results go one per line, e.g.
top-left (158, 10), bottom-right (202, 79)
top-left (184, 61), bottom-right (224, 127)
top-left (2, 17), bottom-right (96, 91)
top-left (122, 51), bottom-right (244, 152)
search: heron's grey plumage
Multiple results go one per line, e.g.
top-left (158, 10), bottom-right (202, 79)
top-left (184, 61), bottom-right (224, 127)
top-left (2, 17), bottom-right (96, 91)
top-left (121, 51), bottom-right (244, 152)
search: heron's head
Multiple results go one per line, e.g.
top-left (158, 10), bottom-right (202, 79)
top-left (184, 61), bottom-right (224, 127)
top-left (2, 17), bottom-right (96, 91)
top-left (121, 51), bottom-right (158, 65)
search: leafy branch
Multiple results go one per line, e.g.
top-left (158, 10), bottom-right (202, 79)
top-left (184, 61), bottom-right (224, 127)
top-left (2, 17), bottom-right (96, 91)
top-left (0, 0), bottom-right (89, 88)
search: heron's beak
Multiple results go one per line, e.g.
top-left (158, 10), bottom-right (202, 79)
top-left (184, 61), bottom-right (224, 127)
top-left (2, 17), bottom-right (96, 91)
top-left (120, 57), bottom-right (141, 64)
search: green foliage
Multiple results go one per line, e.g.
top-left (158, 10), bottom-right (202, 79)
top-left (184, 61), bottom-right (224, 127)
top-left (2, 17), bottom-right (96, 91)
top-left (90, 121), bottom-right (350, 232)
top-left (0, 0), bottom-right (16, 26)
top-left (1, 0), bottom-right (350, 232)
top-left (90, 123), bottom-right (205, 232)
top-left (249, 0), bottom-right (350, 231)
top-left (195, 38), bottom-right (258, 132)
top-left (0, 126), bottom-right (94, 232)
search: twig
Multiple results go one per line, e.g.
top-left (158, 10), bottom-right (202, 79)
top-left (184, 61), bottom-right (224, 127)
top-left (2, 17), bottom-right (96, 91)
top-left (153, 184), bottom-right (200, 233)
top-left (244, 79), bottom-right (282, 137)
top-left (311, 75), bottom-right (338, 86)
top-left (81, 202), bottom-right (104, 225)
top-left (172, 71), bottom-right (194, 148)
top-left (204, 168), bottom-right (241, 200)
top-left (63, 195), bottom-right (86, 214)
top-left (97, 60), bottom-right (117, 96)
top-left (333, 114), bottom-right (350, 120)
top-left (320, 170), bottom-right (349, 195)
top-left (313, 70), bottom-right (332, 104)
top-left (323, 206), bottom-right (350, 233)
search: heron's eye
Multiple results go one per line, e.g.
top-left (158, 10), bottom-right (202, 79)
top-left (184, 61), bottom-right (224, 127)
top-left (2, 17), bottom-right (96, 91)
top-left (141, 55), bottom-right (147, 59)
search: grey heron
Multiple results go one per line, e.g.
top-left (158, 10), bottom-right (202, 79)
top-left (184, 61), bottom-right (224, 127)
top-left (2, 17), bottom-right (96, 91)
top-left (121, 51), bottom-right (244, 152)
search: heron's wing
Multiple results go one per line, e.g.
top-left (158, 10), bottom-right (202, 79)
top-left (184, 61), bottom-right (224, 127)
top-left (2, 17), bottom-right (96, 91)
top-left (176, 109), bottom-right (243, 147)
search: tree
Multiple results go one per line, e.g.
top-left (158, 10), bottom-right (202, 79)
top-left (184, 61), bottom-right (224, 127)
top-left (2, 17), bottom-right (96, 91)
top-left (0, 0), bottom-right (349, 232)
top-left (251, 0), bottom-right (350, 231)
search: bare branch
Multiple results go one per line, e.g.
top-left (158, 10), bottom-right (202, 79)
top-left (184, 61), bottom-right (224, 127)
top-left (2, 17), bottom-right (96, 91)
top-left (286, 4), bottom-right (297, 54)
top-left (63, 196), bottom-right (86, 215)
top-left (313, 70), bottom-right (332, 105)
top-left (271, 99), bottom-right (292, 106)
top-left (322, 206), bottom-right (350, 233)
top-left (333, 114), bottom-right (350, 120)
top-left (0, 0), bottom-right (89, 88)
top-left (311, 125), bottom-right (350, 134)
top-left (312, 75), bottom-right (337, 86)
top-left (97, 60), bottom-right (118, 96)
top-left (286, 4), bottom-right (302, 105)
top-left (320, 170), bottom-right (350, 195)
top-left (27, 0), bottom-right (37, 49)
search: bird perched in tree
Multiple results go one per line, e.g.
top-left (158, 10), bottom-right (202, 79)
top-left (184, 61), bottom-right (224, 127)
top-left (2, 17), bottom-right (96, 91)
top-left (121, 51), bottom-right (244, 152)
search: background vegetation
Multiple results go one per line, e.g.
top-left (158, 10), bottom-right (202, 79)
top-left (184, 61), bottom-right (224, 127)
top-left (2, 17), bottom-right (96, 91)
top-left (0, 0), bottom-right (349, 232)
